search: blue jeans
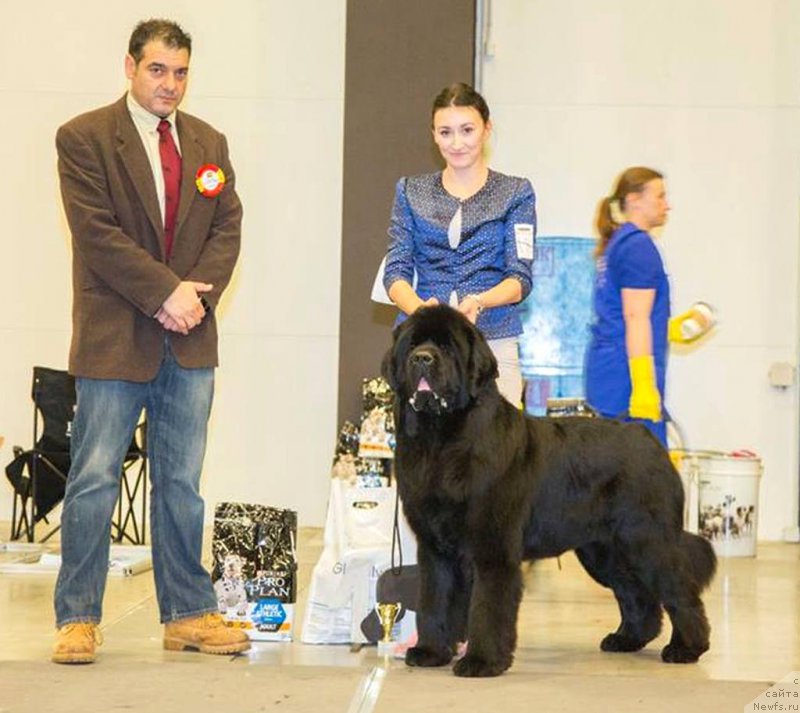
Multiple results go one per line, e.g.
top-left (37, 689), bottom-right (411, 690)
top-left (54, 345), bottom-right (219, 626)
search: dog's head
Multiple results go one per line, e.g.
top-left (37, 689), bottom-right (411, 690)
top-left (381, 305), bottom-right (498, 429)
top-left (222, 554), bottom-right (245, 579)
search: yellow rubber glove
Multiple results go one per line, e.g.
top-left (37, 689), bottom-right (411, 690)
top-left (628, 355), bottom-right (662, 422)
top-left (668, 311), bottom-right (690, 343)
top-left (668, 302), bottom-right (715, 344)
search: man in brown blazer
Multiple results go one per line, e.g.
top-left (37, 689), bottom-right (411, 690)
top-left (52, 19), bottom-right (249, 663)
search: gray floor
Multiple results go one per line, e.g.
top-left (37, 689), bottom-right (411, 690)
top-left (0, 527), bottom-right (798, 712)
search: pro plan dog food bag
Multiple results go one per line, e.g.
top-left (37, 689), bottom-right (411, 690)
top-left (331, 419), bottom-right (386, 485)
top-left (211, 502), bottom-right (298, 641)
top-left (357, 377), bottom-right (395, 460)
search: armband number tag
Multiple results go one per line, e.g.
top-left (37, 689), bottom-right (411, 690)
top-left (514, 224), bottom-right (535, 260)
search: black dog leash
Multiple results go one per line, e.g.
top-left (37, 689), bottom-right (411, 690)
top-left (390, 485), bottom-right (403, 575)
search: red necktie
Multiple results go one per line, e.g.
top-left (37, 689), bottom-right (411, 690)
top-left (157, 119), bottom-right (182, 261)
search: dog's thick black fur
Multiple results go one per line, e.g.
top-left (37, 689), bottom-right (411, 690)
top-left (382, 305), bottom-right (717, 678)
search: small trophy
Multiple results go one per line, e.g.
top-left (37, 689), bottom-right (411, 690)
top-left (375, 601), bottom-right (402, 656)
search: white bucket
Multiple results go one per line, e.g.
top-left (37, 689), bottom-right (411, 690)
top-left (695, 453), bottom-right (762, 557)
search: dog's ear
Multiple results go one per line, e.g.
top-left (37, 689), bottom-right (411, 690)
top-left (382, 321), bottom-right (421, 436)
top-left (467, 324), bottom-right (499, 398)
top-left (381, 321), bottom-right (410, 392)
top-left (380, 346), bottom-right (397, 391)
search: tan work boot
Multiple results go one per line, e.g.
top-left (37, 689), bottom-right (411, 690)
top-left (163, 612), bottom-right (250, 655)
top-left (52, 622), bottom-right (103, 664)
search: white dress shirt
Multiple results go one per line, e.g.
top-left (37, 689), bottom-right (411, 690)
top-left (126, 92), bottom-right (181, 226)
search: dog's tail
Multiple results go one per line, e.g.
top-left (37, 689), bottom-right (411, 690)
top-left (681, 532), bottom-right (717, 591)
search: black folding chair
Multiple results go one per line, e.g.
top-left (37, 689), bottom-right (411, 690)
top-left (6, 367), bottom-right (74, 542)
top-left (113, 421), bottom-right (148, 545)
top-left (5, 366), bottom-right (149, 544)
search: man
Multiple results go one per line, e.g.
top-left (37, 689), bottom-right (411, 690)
top-left (52, 19), bottom-right (248, 663)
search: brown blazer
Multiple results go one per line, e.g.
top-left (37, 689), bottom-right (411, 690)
top-left (57, 95), bottom-right (242, 382)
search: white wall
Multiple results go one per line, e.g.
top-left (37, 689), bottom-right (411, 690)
top-left (0, 1), bottom-right (346, 527)
top-left (481, 0), bottom-right (800, 540)
top-left (4, 1), bottom-right (797, 542)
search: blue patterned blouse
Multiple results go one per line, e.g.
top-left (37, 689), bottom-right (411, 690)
top-left (383, 170), bottom-right (537, 339)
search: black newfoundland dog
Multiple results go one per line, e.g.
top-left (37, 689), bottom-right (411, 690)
top-left (382, 305), bottom-right (716, 678)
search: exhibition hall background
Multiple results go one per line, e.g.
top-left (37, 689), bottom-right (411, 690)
top-left (0, 0), bottom-right (798, 541)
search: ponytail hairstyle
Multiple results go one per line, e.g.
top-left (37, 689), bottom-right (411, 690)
top-left (594, 166), bottom-right (663, 257)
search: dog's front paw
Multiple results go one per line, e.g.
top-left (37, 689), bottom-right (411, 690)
top-left (452, 654), bottom-right (510, 678)
top-left (405, 646), bottom-right (452, 668)
top-left (661, 643), bottom-right (703, 663)
top-left (600, 633), bottom-right (646, 652)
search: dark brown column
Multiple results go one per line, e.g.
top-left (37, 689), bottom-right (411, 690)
top-left (338, 0), bottom-right (476, 424)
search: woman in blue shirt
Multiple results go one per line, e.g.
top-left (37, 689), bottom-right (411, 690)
top-left (382, 83), bottom-right (536, 405)
top-left (585, 167), bottom-right (671, 445)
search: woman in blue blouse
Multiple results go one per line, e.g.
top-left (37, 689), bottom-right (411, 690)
top-left (382, 83), bottom-right (536, 404)
top-left (585, 167), bottom-right (671, 445)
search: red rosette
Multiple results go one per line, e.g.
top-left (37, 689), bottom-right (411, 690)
top-left (195, 164), bottom-right (226, 198)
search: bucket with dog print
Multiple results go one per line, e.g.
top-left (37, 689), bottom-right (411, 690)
top-left (693, 452), bottom-right (762, 558)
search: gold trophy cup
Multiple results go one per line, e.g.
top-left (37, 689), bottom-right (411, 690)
top-left (375, 601), bottom-right (402, 656)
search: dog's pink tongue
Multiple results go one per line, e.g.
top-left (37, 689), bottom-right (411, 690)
top-left (417, 377), bottom-right (432, 392)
